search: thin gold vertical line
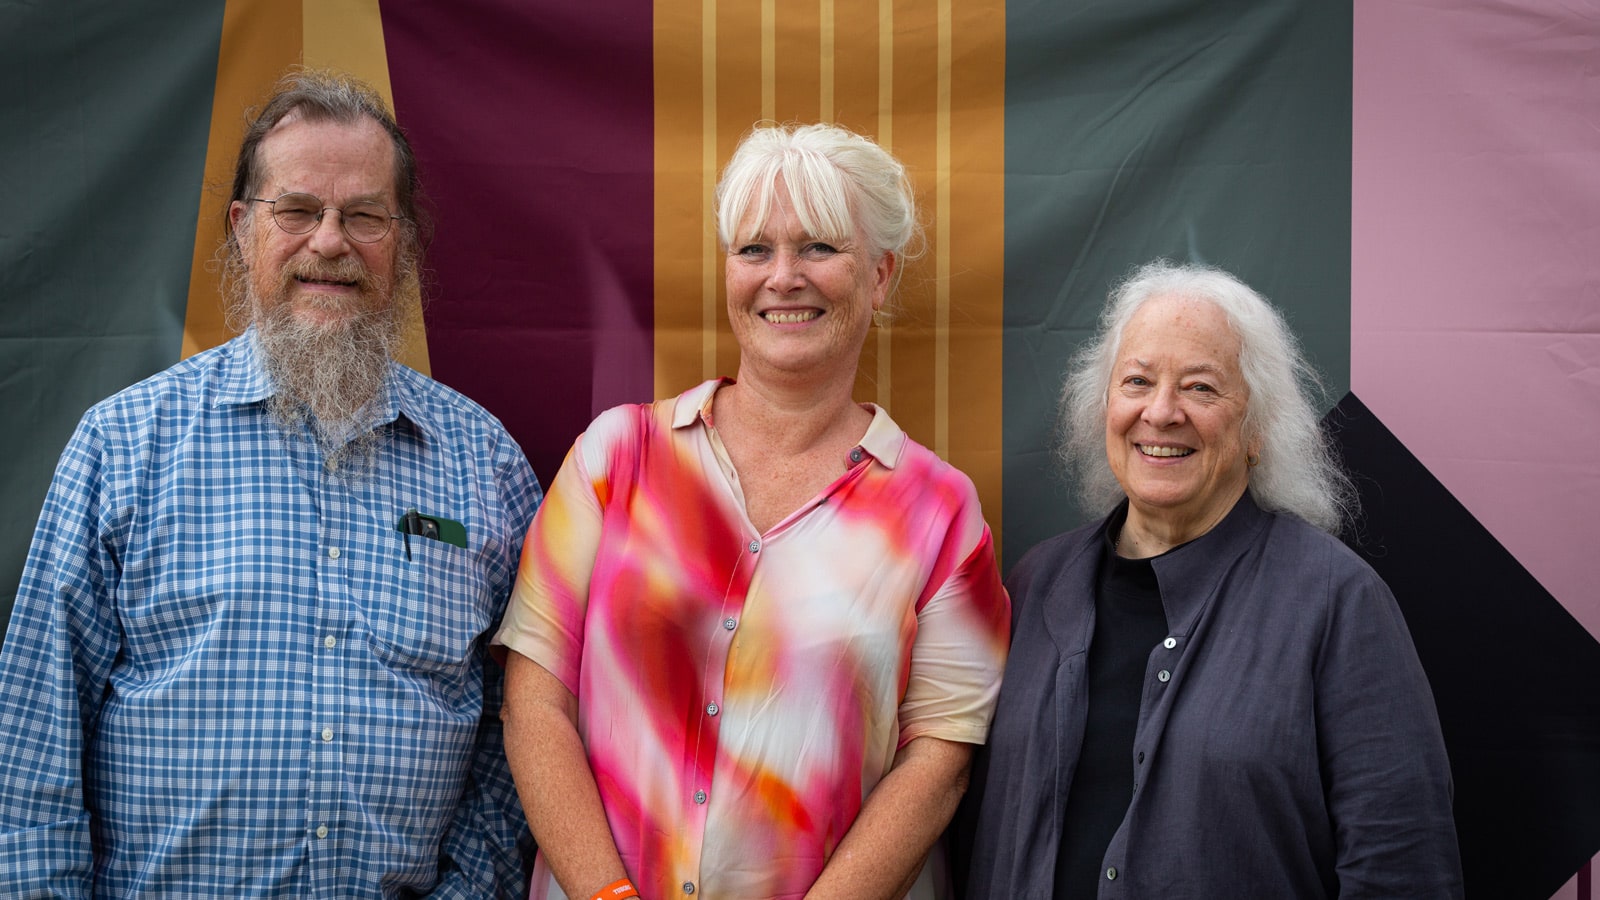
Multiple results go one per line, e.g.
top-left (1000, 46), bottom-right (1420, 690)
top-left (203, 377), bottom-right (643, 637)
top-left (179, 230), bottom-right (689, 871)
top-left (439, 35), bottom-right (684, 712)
top-left (877, 0), bottom-right (893, 145)
top-left (761, 0), bottom-right (776, 121)
top-left (702, 0), bottom-right (719, 379)
top-left (934, 0), bottom-right (952, 459)
top-left (875, 0), bottom-right (893, 409)
top-left (819, 0), bottom-right (834, 122)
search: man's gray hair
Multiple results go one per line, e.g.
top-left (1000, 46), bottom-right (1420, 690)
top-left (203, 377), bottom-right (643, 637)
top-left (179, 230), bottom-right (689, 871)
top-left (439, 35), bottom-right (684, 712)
top-left (225, 68), bottom-right (429, 270)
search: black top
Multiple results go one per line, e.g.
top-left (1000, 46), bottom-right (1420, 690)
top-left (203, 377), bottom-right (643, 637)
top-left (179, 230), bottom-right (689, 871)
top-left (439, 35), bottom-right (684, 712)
top-left (1055, 512), bottom-right (1170, 897)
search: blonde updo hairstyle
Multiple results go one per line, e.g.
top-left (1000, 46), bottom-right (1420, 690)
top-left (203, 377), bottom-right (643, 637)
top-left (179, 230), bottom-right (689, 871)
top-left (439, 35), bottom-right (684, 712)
top-left (715, 122), bottom-right (922, 301)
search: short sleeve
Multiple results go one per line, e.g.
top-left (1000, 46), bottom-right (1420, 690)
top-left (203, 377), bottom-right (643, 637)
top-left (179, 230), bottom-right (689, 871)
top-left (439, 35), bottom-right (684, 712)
top-left (492, 435), bottom-right (606, 695)
top-left (897, 512), bottom-right (1011, 747)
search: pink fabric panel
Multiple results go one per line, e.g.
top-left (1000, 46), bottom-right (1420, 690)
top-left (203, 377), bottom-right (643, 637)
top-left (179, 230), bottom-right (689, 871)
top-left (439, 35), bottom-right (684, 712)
top-left (1352, 1), bottom-right (1600, 639)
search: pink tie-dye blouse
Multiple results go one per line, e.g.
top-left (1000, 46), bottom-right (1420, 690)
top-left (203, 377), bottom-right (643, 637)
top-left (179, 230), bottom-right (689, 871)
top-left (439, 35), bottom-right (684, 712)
top-left (494, 379), bottom-right (1010, 900)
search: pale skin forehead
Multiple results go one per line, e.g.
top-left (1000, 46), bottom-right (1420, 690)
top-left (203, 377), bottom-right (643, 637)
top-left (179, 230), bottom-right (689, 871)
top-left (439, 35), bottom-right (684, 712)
top-left (1118, 294), bottom-right (1243, 378)
top-left (255, 113), bottom-right (398, 202)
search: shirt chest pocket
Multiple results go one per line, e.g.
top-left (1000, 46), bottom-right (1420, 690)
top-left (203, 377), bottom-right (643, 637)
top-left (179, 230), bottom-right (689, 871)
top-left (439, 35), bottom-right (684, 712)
top-left (359, 536), bottom-right (492, 673)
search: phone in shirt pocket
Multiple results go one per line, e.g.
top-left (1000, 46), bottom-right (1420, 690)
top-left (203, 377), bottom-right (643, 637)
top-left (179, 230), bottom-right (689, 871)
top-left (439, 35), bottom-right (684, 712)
top-left (360, 527), bottom-right (491, 676)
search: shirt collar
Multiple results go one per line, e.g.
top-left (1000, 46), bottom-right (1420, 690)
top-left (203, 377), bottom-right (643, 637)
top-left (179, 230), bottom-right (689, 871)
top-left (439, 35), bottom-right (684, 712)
top-left (671, 378), bottom-right (907, 470)
top-left (1148, 491), bottom-right (1271, 634)
top-left (673, 378), bottom-right (729, 429)
top-left (1043, 493), bottom-right (1270, 654)
top-left (854, 402), bottom-right (905, 469)
top-left (215, 327), bottom-right (422, 440)
top-left (215, 328), bottom-right (275, 407)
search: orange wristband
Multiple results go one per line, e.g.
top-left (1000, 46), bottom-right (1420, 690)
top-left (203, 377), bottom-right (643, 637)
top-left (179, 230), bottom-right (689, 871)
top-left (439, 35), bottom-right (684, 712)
top-left (590, 878), bottom-right (640, 900)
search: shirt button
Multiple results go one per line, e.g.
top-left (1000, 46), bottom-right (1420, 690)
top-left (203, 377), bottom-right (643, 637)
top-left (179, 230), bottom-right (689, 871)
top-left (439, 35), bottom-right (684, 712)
top-left (723, 617), bottom-right (737, 630)
top-left (316, 824), bottom-right (328, 839)
top-left (849, 447), bottom-right (865, 463)
top-left (694, 789), bottom-right (707, 804)
top-left (706, 702), bottom-right (719, 716)
top-left (1163, 637), bottom-right (1177, 649)
top-left (683, 882), bottom-right (696, 895)
top-left (1106, 866), bottom-right (1118, 880)
top-left (748, 540), bottom-right (760, 553)
top-left (1157, 669), bottom-right (1171, 683)
top-left (1136, 751), bottom-right (1145, 764)
top-left (327, 547), bottom-right (340, 559)
top-left (323, 635), bottom-right (337, 649)
top-left (321, 727), bottom-right (334, 742)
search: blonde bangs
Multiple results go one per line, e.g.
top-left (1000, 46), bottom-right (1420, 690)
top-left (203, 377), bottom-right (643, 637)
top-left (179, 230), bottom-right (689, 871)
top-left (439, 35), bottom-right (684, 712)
top-left (719, 147), bottom-right (858, 249)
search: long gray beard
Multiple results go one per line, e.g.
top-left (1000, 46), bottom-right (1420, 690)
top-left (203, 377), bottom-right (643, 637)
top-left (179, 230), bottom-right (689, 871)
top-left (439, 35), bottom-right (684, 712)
top-left (253, 263), bottom-right (404, 475)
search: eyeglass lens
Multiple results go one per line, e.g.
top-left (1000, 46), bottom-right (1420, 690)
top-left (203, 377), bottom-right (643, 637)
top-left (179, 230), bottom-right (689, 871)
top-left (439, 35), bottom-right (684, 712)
top-left (268, 193), bottom-right (394, 242)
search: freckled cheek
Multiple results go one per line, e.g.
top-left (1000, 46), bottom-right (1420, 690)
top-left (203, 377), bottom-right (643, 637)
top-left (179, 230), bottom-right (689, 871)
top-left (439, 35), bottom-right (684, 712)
top-left (723, 270), bottom-right (762, 303)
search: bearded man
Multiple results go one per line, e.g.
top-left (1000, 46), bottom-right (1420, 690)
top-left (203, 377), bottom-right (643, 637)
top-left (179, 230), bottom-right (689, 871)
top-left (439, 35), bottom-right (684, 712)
top-left (0, 70), bottom-right (540, 898)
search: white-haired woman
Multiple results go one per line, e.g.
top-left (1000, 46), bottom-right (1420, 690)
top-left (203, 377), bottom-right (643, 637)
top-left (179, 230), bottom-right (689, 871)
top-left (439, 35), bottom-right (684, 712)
top-left (497, 123), bottom-right (1010, 900)
top-left (957, 260), bottom-right (1462, 898)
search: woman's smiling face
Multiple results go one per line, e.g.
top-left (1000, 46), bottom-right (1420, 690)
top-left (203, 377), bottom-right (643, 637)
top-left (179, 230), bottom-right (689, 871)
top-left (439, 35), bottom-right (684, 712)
top-left (724, 179), bottom-right (893, 384)
top-left (1105, 293), bottom-right (1256, 538)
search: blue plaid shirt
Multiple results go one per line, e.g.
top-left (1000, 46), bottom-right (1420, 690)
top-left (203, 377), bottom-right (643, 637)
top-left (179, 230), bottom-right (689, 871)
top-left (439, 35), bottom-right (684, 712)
top-left (0, 331), bottom-right (542, 898)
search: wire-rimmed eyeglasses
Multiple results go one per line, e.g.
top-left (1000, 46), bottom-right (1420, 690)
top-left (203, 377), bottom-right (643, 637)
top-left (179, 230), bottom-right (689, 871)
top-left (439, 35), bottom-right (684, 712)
top-left (246, 193), bottom-right (402, 243)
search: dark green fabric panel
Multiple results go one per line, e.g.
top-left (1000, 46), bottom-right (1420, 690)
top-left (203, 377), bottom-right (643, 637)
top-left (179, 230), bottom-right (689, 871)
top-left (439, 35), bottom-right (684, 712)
top-left (1002, 0), bottom-right (1352, 570)
top-left (0, 1), bottom-right (224, 641)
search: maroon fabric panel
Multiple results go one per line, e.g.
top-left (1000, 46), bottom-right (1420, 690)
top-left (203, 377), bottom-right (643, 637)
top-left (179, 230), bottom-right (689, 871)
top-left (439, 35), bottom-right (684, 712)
top-left (381, 0), bottom-right (656, 486)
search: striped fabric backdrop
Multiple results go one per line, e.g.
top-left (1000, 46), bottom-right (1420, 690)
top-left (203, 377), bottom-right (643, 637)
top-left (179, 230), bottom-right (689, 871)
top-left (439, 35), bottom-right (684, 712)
top-left (1, 1), bottom-right (1595, 896)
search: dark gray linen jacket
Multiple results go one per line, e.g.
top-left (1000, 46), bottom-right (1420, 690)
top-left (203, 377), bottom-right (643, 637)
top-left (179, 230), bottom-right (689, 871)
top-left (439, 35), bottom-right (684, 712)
top-left (956, 493), bottom-right (1463, 898)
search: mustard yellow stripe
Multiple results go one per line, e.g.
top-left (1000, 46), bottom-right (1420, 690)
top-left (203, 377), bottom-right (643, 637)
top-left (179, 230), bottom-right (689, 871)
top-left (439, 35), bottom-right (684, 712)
top-left (652, 0), bottom-right (1003, 549)
top-left (182, 0), bottom-right (303, 360)
top-left (820, 0), bottom-right (835, 123)
top-left (877, 0), bottom-right (894, 147)
top-left (715, 1), bottom-right (765, 380)
top-left (654, 0), bottom-right (711, 397)
top-left (302, 0), bottom-right (430, 376)
top-left (880, 0), bottom-right (938, 454)
top-left (181, 1), bottom-right (429, 375)
top-left (776, 6), bottom-right (823, 129)
top-left (761, 0), bottom-right (776, 122)
top-left (303, 0), bottom-right (391, 107)
top-left (945, 0), bottom-right (1007, 556)
top-left (934, 0), bottom-right (952, 460)
top-left (875, 0), bottom-right (894, 409)
top-left (702, 0), bottom-right (720, 380)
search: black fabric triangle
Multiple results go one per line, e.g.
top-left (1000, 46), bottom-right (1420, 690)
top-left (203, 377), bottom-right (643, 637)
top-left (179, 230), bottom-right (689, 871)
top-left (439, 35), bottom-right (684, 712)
top-left (1330, 392), bottom-right (1600, 898)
